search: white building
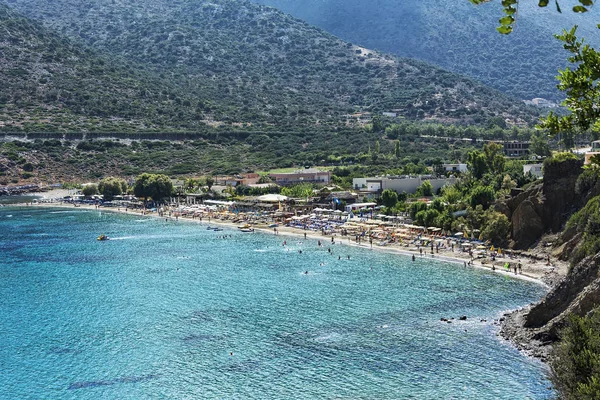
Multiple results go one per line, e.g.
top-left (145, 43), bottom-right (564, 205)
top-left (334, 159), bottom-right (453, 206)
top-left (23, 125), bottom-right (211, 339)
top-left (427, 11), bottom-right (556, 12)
top-left (352, 176), bottom-right (457, 194)
top-left (523, 163), bottom-right (543, 178)
top-left (442, 163), bottom-right (468, 173)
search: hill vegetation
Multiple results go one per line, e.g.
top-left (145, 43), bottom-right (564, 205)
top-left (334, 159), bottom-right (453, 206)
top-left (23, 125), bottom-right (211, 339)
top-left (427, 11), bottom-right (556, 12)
top-left (0, 0), bottom-right (540, 133)
top-left (252, 0), bottom-right (600, 101)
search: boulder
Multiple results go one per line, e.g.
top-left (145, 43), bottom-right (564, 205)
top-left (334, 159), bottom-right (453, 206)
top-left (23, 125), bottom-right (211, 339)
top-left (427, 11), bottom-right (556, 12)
top-left (511, 199), bottom-right (544, 249)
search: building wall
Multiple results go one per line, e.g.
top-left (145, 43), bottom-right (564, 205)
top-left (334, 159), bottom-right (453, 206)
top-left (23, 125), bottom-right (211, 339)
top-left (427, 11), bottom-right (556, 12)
top-left (383, 177), bottom-right (456, 194)
top-left (353, 177), bottom-right (456, 194)
top-left (269, 171), bottom-right (330, 186)
top-left (353, 178), bottom-right (367, 190)
top-left (443, 164), bottom-right (467, 173)
top-left (523, 163), bottom-right (543, 178)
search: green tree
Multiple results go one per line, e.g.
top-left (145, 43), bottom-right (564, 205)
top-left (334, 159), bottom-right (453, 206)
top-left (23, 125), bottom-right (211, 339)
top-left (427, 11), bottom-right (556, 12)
top-left (380, 189), bottom-right (398, 212)
top-left (481, 210), bottom-right (511, 244)
top-left (98, 177), bottom-right (127, 201)
top-left (133, 173), bottom-right (173, 202)
top-left (416, 180), bottom-right (434, 197)
top-left (467, 150), bottom-right (488, 179)
top-left (542, 27), bottom-right (600, 145)
top-left (184, 178), bottom-right (197, 192)
top-left (466, 204), bottom-right (486, 230)
top-left (394, 140), bottom-right (401, 159)
top-left (530, 131), bottom-right (552, 158)
top-left (469, 185), bottom-right (496, 209)
top-left (371, 116), bottom-right (384, 132)
top-left (469, 0), bottom-right (595, 34)
top-left (501, 174), bottom-right (517, 191)
top-left (483, 142), bottom-right (505, 173)
top-left (551, 308), bottom-right (600, 400)
top-left (385, 124), bottom-right (403, 139)
top-left (409, 201), bottom-right (428, 220)
top-left (432, 160), bottom-right (445, 176)
top-left (280, 183), bottom-right (313, 198)
top-left (205, 176), bottom-right (214, 191)
top-left (81, 184), bottom-right (98, 197)
top-left (415, 208), bottom-right (440, 227)
top-left (148, 174), bottom-right (174, 202)
top-left (134, 173), bottom-right (153, 200)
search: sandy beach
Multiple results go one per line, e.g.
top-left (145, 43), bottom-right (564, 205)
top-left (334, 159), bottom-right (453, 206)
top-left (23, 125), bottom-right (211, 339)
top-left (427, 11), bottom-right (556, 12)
top-left (12, 188), bottom-right (568, 288)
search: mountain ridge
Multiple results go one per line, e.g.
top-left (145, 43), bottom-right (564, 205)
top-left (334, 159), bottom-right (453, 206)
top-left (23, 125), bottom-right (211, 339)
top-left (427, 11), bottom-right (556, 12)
top-left (251, 0), bottom-right (600, 101)
top-left (0, 0), bottom-right (540, 132)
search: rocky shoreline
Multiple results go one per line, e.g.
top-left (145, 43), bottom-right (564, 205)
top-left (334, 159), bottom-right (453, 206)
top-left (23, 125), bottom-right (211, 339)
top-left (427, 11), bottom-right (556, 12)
top-left (0, 184), bottom-right (41, 196)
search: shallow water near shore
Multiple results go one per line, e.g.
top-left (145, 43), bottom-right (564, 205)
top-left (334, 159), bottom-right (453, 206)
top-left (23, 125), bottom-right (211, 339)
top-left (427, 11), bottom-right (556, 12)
top-left (0, 207), bottom-right (554, 399)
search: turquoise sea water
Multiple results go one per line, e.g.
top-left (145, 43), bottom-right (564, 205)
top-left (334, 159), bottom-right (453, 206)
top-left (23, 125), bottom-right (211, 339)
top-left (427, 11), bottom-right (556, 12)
top-left (0, 207), bottom-right (553, 399)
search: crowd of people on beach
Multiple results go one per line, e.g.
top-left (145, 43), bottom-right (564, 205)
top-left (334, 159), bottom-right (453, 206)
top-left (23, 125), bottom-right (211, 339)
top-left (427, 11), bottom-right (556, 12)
top-left (32, 195), bottom-right (555, 279)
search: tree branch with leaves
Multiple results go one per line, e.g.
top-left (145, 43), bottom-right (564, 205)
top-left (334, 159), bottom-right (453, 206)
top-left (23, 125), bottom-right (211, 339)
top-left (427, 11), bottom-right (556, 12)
top-left (469, 0), bottom-right (594, 33)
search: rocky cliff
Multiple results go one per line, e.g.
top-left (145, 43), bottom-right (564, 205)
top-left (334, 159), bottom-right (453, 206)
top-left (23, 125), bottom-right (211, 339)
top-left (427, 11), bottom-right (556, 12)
top-left (499, 158), bottom-right (600, 359)
top-left (496, 158), bottom-right (583, 250)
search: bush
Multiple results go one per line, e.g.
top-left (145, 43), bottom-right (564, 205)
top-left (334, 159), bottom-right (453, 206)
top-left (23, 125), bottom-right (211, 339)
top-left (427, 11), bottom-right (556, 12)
top-left (82, 184), bottom-right (98, 197)
top-left (576, 168), bottom-right (600, 195)
top-left (543, 152), bottom-right (579, 174)
top-left (551, 308), bottom-right (600, 399)
top-left (481, 211), bottom-right (510, 245)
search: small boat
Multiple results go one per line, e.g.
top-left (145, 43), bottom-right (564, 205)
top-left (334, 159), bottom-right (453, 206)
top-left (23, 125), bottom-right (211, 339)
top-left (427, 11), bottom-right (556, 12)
top-left (240, 228), bottom-right (254, 233)
top-left (97, 234), bottom-right (110, 241)
top-left (212, 227), bottom-right (223, 232)
top-left (238, 224), bottom-right (251, 230)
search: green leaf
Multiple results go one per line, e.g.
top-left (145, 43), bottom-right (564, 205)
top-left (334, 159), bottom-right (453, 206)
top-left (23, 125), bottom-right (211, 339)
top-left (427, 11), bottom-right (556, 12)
top-left (499, 16), bottom-right (515, 25)
top-left (579, 0), bottom-right (594, 6)
top-left (573, 5), bottom-right (589, 12)
top-left (496, 25), bottom-right (513, 34)
top-left (538, 0), bottom-right (549, 7)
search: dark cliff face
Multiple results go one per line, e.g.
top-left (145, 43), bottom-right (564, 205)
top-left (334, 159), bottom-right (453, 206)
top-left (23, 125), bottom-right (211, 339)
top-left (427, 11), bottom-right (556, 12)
top-left (499, 158), bottom-right (600, 359)
top-left (501, 253), bottom-right (600, 359)
top-left (497, 158), bottom-right (583, 250)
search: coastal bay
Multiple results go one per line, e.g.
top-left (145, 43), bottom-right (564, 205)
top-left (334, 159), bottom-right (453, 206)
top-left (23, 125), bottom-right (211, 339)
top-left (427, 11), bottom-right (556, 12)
top-left (0, 206), bottom-right (554, 398)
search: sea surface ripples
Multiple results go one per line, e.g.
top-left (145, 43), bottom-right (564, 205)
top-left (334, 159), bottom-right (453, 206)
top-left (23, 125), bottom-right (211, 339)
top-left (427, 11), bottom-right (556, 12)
top-left (0, 207), bottom-right (553, 399)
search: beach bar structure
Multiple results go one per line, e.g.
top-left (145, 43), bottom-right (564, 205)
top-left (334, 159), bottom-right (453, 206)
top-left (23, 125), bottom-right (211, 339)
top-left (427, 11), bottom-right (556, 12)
top-left (345, 202), bottom-right (376, 212)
